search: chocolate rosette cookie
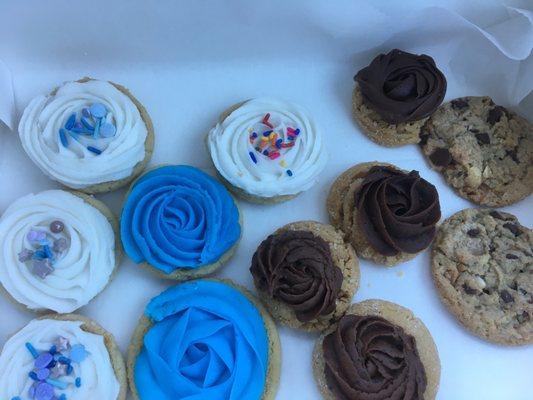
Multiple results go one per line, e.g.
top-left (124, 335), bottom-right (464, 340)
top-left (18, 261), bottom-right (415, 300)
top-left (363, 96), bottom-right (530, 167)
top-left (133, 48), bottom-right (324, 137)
top-left (328, 162), bottom-right (441, 266)
top-left (420, 96), bottom-right (533, 206)
top-left (313, 300), bottom-right (441, 400)
top-left (251, 221), bottom-right (359, 332)
top-left (353, 49), bottom-right (446, 146)
top-left (432, 208), bottom-right (532, 345)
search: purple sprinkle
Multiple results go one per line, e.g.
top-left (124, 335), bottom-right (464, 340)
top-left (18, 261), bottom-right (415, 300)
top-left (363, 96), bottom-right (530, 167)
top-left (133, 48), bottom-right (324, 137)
top-left (262, 130), bottom-right (273, 137)
top-left (55, 336), bottom-right (70, 352)
top-left (35, 382), bottom-right (55, 400)
top-left (87, 146), bottom-right (102, 155)
top-left (263, 150), bottom-right (269, 156)
top-left (50, 221), bottom-right (64, 234)
top-left (66, 364), bottom-right (73, 375)
top-left (59, 129), bottom-right (68, 147)
top-left (29, 371), bottom-right (38, 380)
top-left (275, 139), bottom-right (282, 149)
top-left (65, 113), bottom-right (77, 130)
top-left (249, 152), bottom-right (257, 164)
top-left (32, 259), bottom-right (54, 279)
top-left (251, 132), bottom-right (258, 138)
top-left (294, 128), bottom-right (300, 136)
top-left (287, 169), bottom-right (293, 177)
top-left (27, 230), bottom-right (46, 244)
top-left (73, 121), bottom-right (84, 130)
top-left (70, 344), bottom-right (89, 363)
top-left (53, 238), bottom-right (68, 253)
top-left (288, 135), bottom-right (295, 141)
top-left (49, 345), bottom-right (57, 354)
top-left (36, 368), bottom-right (51, 380)
top-left (35, 352), bottom-right (54, 369)
top-left (99, 122), bottom-right (116, 138)
top-left (18, 248), bottom-right (34, 262)
top-left (82, 108), bottom-right (91, 118)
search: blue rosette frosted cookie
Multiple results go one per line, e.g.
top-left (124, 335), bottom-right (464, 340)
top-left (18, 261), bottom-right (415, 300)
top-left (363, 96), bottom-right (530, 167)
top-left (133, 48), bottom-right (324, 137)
top-left (120, 165), bottom-right (242, 280)
top-left (127, 279), bottom-right (280, 400)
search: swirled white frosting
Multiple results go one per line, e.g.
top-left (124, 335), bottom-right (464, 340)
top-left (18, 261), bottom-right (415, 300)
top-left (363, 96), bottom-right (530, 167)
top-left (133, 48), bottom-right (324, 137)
top-left (207, 98), bottom-right (328, 197)
top-left (0, 318), bottom-right (120, 399)
top-left (19, 79), bottom-right (148, 189)
top-left (0, 190), bottom-right (115, 313)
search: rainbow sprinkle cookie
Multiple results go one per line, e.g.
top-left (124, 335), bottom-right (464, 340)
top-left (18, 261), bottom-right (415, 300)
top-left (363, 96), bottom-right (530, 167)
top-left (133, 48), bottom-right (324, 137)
top-left (208, 98), bottom-right (327, 203)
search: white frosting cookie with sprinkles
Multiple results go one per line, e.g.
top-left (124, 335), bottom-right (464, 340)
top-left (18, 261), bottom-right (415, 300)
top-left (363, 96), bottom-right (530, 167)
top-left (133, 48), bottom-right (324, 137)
top-left (207, 98), bottom-right (328, 203)
top-left (19, 78), bottom-right (154, 193)
top-left (0, 190), bottom-right (119, 313)
top-left (0, 315), bottom-right (126, 400)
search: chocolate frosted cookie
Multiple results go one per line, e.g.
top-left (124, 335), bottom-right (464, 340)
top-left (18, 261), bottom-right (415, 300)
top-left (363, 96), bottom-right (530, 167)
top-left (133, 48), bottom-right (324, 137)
top-left (432, 208), bottom-right (532, 345)
top-left (420, 96), bottom-right (533, 206)
top-left (353, 49), bottom-right (446, 147)
top-left (313, 300), bottom-right (441, 400)
top-left (328, 162), bottom-right (441, 266)
top-left (250, 221), bottom-right (359, 332)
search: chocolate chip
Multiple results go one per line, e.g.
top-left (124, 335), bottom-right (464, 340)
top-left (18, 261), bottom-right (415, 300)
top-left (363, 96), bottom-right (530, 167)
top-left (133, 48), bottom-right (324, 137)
top-left (489, 211), bottom-right (505, 220)
top-left (451, 98), bottom-right (469, 110)
top-left (517, 311), bottom-right (530, 324)
top-left (487, 106), bottom-right (506, 124)
top-left (506, 253), bottom-right (519, 260)
top-left (475, 132), bottom-right (490, 145)
top-left (489, 244), bottom-right (496, 253)
top-left (519, 288), bottom-right (527, 295)
top-left (419, 131), bottom-right (429, 146)
top-left (463, 284), bottom-right (477, 295)
top-left (482, 288), bottom-right (493, 295)
top-left (503, 223), bottom-right (522, 237)
top-left (509, 281), bottom-right (518, 290)
top-left (429, 148), bottom-right (452, 167)
top-left (506, 149), bottom-right (519, 163)
top-left (467, 229), bottom-right (480, 237)
top-left (500, 290), bottom-right (514, 303)
top-left (469, 128), bottom-right (479, 133)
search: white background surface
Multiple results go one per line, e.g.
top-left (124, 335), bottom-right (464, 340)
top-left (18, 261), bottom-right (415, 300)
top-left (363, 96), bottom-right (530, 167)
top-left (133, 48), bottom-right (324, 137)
top-left (0, 1), bottom-right (532, 399)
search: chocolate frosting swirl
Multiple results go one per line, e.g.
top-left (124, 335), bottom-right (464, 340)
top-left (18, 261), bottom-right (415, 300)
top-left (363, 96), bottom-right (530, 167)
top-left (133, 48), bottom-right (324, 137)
top-left (355, 166), bottom-right (441, 256)
top-left (250, 230), bottom-right (343, 322)
top-left (323, 314), bottom-right (427, 400)
top-left (355, 49), bottom-right (446, 124)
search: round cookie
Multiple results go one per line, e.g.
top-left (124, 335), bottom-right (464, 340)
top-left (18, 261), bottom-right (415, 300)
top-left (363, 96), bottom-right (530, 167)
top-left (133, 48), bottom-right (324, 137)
top-left (127, 279), bottom-right (280, 400)
top-left (313, 300), bottom-right (440, 400)
top-left (353, 49), bottom-right (446, 147)
top-left (19, 77), bottom-right (154, 194)
top-left (327, 162), bottom-right (441, 266)
top-left (352, 85), bottom-right (426, 146)
top-left (120, 165), bottom-right (242, 280)
top-left (0, 314), bottom-right (126, 400)
top-left (420, 96), bottom-right (533, 206)
top-left (0, 189), bottom-right (121, 313)
top-left (250, 220), bottom-right (360, 332)
top-left (207, 98), bottom-right (328, 204)
top-left (432, 208), bottom-right (532, 345)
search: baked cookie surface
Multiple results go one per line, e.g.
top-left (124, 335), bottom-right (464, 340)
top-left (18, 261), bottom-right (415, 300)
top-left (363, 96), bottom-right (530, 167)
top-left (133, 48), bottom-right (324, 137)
top-left (313, 300), bottom-right (440, 400)
top-left (250, 221), bottom-right (359, 332)
top-left (420, 96), bottom-right (533, 206)
top-left (432, 208), bottom-right (532, 345)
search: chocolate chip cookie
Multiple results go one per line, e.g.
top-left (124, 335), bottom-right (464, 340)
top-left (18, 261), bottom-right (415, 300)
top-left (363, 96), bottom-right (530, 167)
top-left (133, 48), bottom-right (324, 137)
top-left (432, 208), bottom-right (532, 345)
top-left (420, 96), bottom-right (533, 206)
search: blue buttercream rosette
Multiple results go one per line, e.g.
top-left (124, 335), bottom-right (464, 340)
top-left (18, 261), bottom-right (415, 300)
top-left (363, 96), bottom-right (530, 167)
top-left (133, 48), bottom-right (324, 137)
top-left (133, 280), bottom-right (271, 400)
top-left (120, 165), bottom-right (241, 274)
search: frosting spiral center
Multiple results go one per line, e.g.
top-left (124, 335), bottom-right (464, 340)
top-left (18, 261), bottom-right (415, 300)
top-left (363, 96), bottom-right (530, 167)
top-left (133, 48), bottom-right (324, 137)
top-left (134, 280), bottom-right (269, 400)
top-left (323, 314), bottom-right (427, 400)
top-left (250, 230), bottom-right (343, 322)
top-left (355, 166), bottom-right (441, 256)
top-left (355, 49), bottom-right (446, 124)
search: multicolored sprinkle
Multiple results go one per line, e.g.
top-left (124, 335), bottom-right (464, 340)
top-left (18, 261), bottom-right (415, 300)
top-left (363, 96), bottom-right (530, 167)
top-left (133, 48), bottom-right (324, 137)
top-left (18, 221), bottom-right (69, 280)
top-left (17, 337), bottom-right (88, 400)
top-left (248, 113), bottom-right (299, 177)
top-left (58, 102), bottom-right (116, 156)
